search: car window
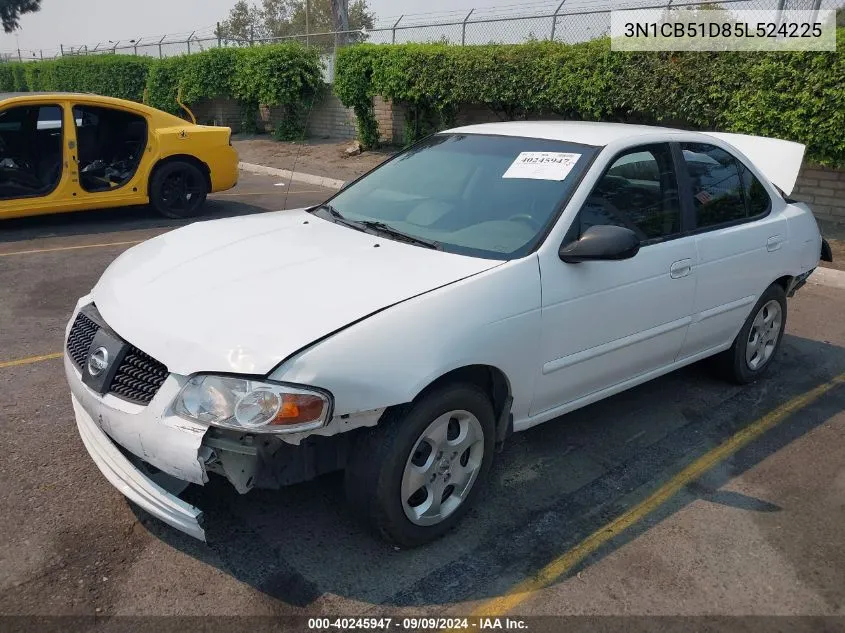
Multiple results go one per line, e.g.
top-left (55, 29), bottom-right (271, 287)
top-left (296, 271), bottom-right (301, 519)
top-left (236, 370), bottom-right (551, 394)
top-left (0, 107), bottom-right (28, 132)
top-left (36, 106), bottom-right (63, 130)
top-left (681, 143), bottom-right (767, 228)
top-left (0, 115), bottom-right (21, 132)
top-left (579, 144), bottom-right (681, 242)
top-left (323, 134), bottom-right (600, 260)
top-left (740, 161), bottom-right (770, 216)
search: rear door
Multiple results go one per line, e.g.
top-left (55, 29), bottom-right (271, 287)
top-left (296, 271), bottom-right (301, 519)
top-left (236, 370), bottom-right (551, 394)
top-left (69, 101), bottom-right (150, 209)
top-left (676, 142), bottom-right (787, 360)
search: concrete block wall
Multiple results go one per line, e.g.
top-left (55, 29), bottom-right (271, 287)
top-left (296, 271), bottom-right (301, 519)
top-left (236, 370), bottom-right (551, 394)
top-left (189, 94), bottom-right (358, 139)
top-left (374, 96), bottom-right (406, 144)
top-left (188, 93), bottom-right (406, 144)
top-left (190, 98), bottom-right (242, 130)
top-left (305, 92), bottom-right (357, 139)
top-left (792, 165), bottom-right (845, 223)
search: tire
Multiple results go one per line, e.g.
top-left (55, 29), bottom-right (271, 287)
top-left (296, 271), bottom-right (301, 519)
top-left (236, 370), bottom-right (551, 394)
top-left (714, 283), bottom-right (787, 384)
top-left (149, 160), bottom-right (208, 219)
top-left (345, 384), bottom-right (496, 547)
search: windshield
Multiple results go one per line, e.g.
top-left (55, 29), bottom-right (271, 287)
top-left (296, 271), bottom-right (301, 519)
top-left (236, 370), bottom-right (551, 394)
top-left (319, 133), bottom-right (599, 260)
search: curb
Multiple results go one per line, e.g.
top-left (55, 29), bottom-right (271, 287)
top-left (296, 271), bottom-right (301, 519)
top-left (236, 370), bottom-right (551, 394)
top-left (809, 266), bottom-right (845, 291)
top-left (239, 162), bottom-right (344, 191)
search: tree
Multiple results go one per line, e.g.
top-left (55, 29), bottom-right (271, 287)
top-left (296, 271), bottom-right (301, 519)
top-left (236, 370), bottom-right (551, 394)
top-left (216, 0), bottom-right (263, 42)
top-left (331, 0), bottom-right (349, 38)
top-left (218, 0), bottom-right (374, 44)
top-left (1, 0), bottom-right (41, 33)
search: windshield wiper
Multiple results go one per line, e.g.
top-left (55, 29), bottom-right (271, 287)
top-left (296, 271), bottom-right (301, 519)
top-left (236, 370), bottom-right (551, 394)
top-left (311, 203), bottom-right (345, 220)
top-left (311, 205), bottom-right (441, 250)
top-left (311, 203), bottom-right (366, 231)
top-left (358, 220), bottom-right (442, 250)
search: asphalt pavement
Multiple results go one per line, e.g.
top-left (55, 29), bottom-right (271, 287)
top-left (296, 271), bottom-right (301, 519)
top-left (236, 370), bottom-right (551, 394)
top-left (1, 171), bottom-right (844, 632)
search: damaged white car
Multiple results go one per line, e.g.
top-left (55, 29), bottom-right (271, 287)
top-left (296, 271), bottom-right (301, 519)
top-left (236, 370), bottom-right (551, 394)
top-left (65, 121), bottom-right (830, 546)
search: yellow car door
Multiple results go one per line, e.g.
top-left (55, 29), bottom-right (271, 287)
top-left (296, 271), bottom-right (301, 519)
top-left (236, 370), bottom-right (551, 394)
top-left (0, 97), bottom-right (73, 220)
top-left (68, 99), bottom-right (153, 213)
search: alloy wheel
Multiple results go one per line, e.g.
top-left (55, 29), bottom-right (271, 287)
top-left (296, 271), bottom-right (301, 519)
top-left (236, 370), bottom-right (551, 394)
top-left (745, 299), bottom-right (782, 371)
top-left (400, 409), bottom-right (485, 526)
top-left (160, 170), bottom-right (204, 213)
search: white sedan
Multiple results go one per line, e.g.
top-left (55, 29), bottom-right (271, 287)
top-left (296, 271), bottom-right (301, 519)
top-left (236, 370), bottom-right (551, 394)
top-left (65, 121), bottom-right (829, 546)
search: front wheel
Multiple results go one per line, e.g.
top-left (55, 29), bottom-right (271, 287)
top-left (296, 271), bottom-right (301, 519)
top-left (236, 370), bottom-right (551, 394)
top-left (149, 161), bottom-right (208, 219)
top-left (715, 283), bottom-right (787, 384)
top-left (345, 384), bottom-right (495, 547)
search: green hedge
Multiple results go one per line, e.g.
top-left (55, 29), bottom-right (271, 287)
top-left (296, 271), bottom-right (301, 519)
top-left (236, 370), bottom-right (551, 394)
top-left (0, 44), bottom-right (323, 140)
top-left (0, 62), bottom-right (28, 92)
top-left (335, 31), bottom-right (845, 166)
top-left (144, 56), bottom-right (183, 113)
top-left (1, 56), bottom-right (153, 101)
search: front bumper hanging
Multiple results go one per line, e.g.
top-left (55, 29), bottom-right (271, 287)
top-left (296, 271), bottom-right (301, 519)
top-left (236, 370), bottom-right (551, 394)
top-left (72, 394), bottom-right (207, 541)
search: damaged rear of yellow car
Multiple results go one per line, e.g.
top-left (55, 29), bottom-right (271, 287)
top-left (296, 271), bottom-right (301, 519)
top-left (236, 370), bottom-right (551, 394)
top-left (0, 92), bottom-right (238, 220)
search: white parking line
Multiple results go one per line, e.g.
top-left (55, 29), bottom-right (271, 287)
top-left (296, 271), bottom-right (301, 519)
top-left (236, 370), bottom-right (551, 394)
top-left (0, 240), bottom-right (144, 258)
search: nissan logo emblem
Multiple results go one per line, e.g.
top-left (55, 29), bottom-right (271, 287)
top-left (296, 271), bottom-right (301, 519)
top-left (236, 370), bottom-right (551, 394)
top-left (87, 347), bottom-right (110, 377)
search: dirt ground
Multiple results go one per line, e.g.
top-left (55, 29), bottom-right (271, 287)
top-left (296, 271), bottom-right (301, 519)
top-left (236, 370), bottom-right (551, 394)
top-left (233, 136), bottom-right (393, 183)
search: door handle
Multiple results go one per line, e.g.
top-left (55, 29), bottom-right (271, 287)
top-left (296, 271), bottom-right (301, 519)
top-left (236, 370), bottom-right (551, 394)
top-left (767, 235), bottom-right (783, 252)
top-left (670, 259), bottom-right (692, 279)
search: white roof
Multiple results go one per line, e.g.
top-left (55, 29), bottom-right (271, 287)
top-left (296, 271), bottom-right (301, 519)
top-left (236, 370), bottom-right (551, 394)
top-left (442, 121), bottom-right (806, 195)
top-left (443, 121), bottom-right (687, 146)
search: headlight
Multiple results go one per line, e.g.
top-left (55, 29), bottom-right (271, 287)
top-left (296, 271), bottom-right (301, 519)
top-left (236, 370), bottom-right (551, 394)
top-left (173, 375), bottom-right (331, 434)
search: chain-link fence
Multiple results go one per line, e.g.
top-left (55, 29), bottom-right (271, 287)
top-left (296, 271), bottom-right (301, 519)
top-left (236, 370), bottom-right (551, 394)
top-left (2, 0), bottom-right (842, 65)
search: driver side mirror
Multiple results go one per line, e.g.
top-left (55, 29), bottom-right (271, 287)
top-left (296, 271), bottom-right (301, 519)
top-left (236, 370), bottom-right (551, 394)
top-left (559, 225), bottom-right (640, 263)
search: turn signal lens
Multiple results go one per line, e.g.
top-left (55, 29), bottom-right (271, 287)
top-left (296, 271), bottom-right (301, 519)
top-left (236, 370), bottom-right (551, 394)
top-left (272, 394), bottom-right (327, 426)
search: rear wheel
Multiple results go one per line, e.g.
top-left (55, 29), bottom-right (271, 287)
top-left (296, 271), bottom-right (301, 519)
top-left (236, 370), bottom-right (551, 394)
top-left (345, 384), bottom-right (495, 547)
top-left (150, 161), bottom-right (208, 219)
top-left (715, 283), bottom-right (787, 384)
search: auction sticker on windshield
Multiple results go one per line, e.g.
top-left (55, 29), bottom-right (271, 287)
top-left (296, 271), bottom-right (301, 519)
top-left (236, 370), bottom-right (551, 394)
top-left (502, 151), bottom-right (581, 181)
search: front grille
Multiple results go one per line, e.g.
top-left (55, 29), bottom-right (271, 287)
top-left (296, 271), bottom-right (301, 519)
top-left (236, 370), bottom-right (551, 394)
top-left (66, 308), bottom-right (169, 406)
top-left (67, 312), bottom-right (98, 370)
top-left (109, 347), bottom-right (169, 405)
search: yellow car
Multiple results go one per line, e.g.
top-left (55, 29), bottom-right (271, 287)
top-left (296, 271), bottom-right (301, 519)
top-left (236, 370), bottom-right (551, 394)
top-left (0, 92), bottom-right (238, 220)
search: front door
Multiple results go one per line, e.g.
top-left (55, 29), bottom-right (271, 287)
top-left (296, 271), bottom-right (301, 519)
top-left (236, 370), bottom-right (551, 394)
top-left (0, 102), bottom-right (69, 219)
top-left (532, 143), bottom-right (697, 416)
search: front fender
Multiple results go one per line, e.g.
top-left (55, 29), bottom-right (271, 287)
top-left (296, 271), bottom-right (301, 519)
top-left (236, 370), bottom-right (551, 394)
top-left (269, 256), bottom-right (543, 426)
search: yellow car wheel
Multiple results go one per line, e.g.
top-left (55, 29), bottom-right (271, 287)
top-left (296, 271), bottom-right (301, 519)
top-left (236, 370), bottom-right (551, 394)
top-left (150, 161), bottom-right (209, 219)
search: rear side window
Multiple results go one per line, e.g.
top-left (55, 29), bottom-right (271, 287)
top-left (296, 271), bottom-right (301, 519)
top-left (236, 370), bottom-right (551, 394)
top-left (741, 162), bottom-right (770, 216)
top-left (579, 143), bottom-right (682, 242)
top-left (37, 105), bottom-right (63, 130)
top-left (681, 143), bottom-right (769, 229)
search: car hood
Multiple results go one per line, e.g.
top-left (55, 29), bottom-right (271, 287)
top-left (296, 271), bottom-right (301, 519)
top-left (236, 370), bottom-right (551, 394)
top-left (92, 210), bottom-right (500, 376)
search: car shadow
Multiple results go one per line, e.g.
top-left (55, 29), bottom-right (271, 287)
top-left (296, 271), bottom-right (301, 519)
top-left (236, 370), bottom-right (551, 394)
top-left (0, 199), bottom-right (270, 244)
top-left (136, 334), bottom-right (845, 609)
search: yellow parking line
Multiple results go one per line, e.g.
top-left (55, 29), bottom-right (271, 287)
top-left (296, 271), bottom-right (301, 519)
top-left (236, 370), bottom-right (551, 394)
top-left (0, 352), bottom-right (63, 369)
top-left (469, 372), bottom-right (845, 617)
top-left (211, 190), bottom-right (325, 197)
top-left (0, 240), bottom-right (143, 258)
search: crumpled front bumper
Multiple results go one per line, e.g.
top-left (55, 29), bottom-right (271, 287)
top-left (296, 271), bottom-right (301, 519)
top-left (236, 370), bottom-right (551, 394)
top-left (72, 393), bottom-right (207, 540)
top-left (65, 337), bottom-right (210, 541)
